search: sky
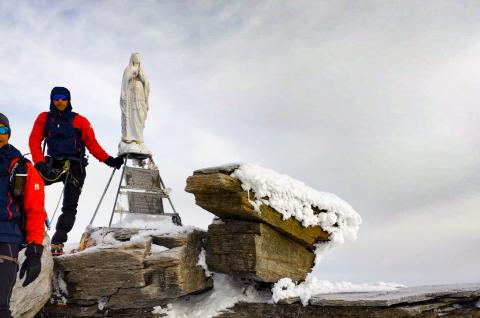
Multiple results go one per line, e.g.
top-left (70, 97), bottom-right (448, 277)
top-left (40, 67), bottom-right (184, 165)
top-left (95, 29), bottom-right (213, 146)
top-left (1, 0), bottom-right (479, 286)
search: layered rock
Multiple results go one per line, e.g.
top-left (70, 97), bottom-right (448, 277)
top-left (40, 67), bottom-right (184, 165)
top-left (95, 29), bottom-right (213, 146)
top-left (186, 164), bottom-right (331, 283)
top-left (206, 220), bottom-right (314, 283)
top-left (11, 236), bottom-right (53, 318)
top-left (216, 284), bottom-right (480, 318)
top-left (185, 165), bottom-right (329, 250)
top-left (42, 228), bottom-right (212, 317)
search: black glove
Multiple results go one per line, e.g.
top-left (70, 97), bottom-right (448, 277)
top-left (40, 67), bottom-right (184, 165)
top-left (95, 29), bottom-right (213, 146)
top-left (34, 161), bottom-right (49, 178)
top-left (19, 243), bottom-right (44, 287)
top-left (105, 156), bottom-right (124, 170)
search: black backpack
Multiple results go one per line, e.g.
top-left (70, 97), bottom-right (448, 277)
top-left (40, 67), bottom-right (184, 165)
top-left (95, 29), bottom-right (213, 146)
top-left (9, 156), bottom-right (29, 235)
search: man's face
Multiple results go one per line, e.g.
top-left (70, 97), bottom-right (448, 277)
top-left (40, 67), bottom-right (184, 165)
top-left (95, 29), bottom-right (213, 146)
top-left (0, 123), bottom-right (9, 148)
top-left (53, 97), bottom-right (69, 111)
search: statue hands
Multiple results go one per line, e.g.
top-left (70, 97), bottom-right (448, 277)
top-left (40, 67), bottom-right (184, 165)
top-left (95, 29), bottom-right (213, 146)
top-left (138, 69), bottom-right (145, 83)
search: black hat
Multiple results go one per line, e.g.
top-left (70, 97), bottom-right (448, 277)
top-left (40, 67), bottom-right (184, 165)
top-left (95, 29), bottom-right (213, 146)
top-left (50, 86), bottom-right (71, 101)
top-left (0, 113), bottom-right (10, 137)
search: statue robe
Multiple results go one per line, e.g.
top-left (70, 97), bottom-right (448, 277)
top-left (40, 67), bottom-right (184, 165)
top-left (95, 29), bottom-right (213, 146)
top-left (120, 54), bottom-right (150, 143)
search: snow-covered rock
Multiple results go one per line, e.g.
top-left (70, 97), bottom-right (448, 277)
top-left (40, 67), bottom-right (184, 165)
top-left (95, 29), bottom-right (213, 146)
top-left (43, 227), bottom-right (212, 317)
top-left (186, 163), bottom-right (361, 249)
top-left (186, 163), bottom-right (362, 283)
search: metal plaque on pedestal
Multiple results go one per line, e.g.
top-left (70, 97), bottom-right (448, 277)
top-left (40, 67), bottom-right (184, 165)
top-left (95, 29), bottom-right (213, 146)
top-left (127, 191), bottom-right (164, 214)
top-left (124, 166), bottom-right (161, 190)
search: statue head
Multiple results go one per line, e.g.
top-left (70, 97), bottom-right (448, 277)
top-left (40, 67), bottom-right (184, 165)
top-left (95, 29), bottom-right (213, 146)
top-left (130, 53), bottom-right (141, 66)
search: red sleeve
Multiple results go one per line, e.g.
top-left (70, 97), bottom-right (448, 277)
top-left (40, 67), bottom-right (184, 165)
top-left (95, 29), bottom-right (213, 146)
top-left (29, 112), bottom-right (48, 164)
top-left (73, 115), bottom-right (110, 162)
top-left (23, 162), bottom-right (46, 245)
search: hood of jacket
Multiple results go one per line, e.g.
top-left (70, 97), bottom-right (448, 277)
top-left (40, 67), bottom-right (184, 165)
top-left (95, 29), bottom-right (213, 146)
top-left (49, 86), bottom-right (73, 114)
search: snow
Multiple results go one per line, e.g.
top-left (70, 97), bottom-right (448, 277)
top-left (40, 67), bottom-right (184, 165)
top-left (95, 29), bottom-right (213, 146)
top-left (230, 163), bottom-right (362, 245)
top-left (272, 277), bottom-right (406, 305)
top-left (196, 248), bottom-right (212, 277)
top-left (65, 217), bottom-right (197, 256)
top-left (151, 244), bottom-right (169, 253)
top-left (98, 297), bottom-right (108, 311)
top-left (152, 303), bottom-right (172, 315)
top-left (111, 213), bottom-right (182, 231)
top-left (151, 273), bottom-right (406, 317)
top-left (152, 273), bottom-right (271, 318)
top-left (51, 272), bottom-right (68, 305)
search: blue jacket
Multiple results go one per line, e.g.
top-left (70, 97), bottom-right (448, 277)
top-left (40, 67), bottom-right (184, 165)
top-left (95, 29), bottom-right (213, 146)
top-left (0, 144), bottom-right (24, 244)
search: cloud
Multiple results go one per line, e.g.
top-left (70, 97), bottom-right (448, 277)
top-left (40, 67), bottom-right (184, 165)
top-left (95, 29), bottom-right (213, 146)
top-left (313, 189), bottom-right (480, 285)
top-left (1, 1), bottom-right (479, 284)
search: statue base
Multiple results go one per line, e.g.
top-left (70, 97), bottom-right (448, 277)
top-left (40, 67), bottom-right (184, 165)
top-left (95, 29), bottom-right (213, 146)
top-left (118, 141), bottom-right (152, 157)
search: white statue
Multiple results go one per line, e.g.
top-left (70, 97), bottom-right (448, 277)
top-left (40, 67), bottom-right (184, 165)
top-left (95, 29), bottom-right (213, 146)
top-left (118, 53), bottom-right (152, 156)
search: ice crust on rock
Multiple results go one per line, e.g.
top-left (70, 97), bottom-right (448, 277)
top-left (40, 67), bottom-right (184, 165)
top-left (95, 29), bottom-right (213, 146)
top-left (230, 163), bottom-right (362, 245)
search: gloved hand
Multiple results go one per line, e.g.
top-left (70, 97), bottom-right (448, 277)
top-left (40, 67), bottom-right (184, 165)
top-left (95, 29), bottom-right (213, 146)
top-left (105, 156), bottom-right (124, 170)
top-left (34, 161), bottom-right (49, 178)
top-left (19, 243), bottom-right (44, 287)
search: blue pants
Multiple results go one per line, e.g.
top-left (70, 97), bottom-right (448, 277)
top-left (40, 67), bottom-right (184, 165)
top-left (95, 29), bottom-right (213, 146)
top-left (0, 243), bottom-right (20, 318)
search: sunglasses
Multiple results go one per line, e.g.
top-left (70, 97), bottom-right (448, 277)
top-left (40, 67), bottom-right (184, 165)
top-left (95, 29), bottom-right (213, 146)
top-left (52, 94), bottom-right (68, 101)
top-left (0, 126), bottom-right (10, 135)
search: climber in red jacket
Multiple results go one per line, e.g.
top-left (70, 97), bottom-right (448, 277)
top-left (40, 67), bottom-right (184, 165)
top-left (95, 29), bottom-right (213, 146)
top-left (29, 87), bottom-right (124, 255)
top-left (0, 113), bottom-right (46, 318)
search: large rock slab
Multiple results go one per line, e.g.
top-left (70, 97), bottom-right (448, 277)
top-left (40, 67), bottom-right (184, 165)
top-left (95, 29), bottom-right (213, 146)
top-left (11, 235), bottom-right (53, 318)
top-left (206, 220), bottom-right (315, 283)
top-left (43, 228), bottom-right (213, 317)
top-left (185, 168), bottom-right (329, 250)
top-left (216, 284), bottom-right (480, 318)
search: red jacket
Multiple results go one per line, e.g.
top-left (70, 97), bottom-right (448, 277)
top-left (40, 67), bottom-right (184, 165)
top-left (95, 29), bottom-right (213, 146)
top-left (9, 159), bottom-right (46, 245)
top-left (29, 112), bottom-right (110, 164)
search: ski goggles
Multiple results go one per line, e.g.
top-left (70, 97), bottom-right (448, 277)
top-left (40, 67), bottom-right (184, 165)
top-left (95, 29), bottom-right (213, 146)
top-left (52, 94), bottom-right (68, 101)
top-left (0, 126), bottom-right (10, 135)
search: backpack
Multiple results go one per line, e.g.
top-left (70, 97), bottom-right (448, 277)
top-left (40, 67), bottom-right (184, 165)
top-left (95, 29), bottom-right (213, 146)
top-left (9, 156), bottom-right (29, 235)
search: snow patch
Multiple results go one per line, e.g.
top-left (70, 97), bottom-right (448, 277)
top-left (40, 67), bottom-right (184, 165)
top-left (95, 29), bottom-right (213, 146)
top-left (51, 271), bottom-right (68, 305)
top-left (153, 273), bottom-right (270, 318)
top-left (152, 303), bottom-right (172, 315)
top-left (272, 277), bottom-right (406, 305)
top-left (111, 213), bottom-right (182, 231)
top-left (196, 248), bottom-right (211, 277)
top-left (98, 297), bottom-right (108, 311)
top-left (151, 244), bottom-right (169, 253)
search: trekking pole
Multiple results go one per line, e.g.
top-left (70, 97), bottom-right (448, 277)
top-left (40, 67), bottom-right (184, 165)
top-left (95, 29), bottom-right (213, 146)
top-left (89, 168), bottom-right (116, 226)
top-left (49, 178), bottom-right (67, 228)
top-left (45, 213), bottom-right (51, 231)
top-left (108, 155), bottom-right (128, 226)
